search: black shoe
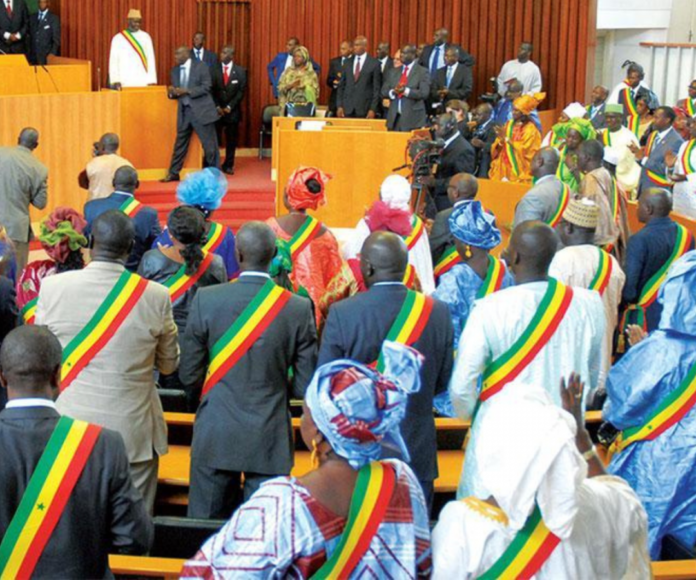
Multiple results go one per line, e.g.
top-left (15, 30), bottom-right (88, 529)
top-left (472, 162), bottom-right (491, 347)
top-left (160, 173), bottom-right (180, 183)
top-left (222, 167), bottom-right (235, 175)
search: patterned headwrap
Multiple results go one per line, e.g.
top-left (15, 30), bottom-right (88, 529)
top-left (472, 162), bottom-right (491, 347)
top-left (39, 207), bottom-right (88, 264)
top-left (176, 168), bottom-right (228, 216)
top-left (551, 121), bottom-right (570, 140)
top-left (513, 92), bottom-right (546, 116)
top-left (567, 117), bottom-right (597, 141)
top-left (293, 46), bottom-right (311, 68)
top-left (304, 341), bottom-right (423, 469)
top-left (449, 200), bottom-right (501, 250)
top-left (286, 166), bottom-right (332, 211)
top-left (364, 201), bottom-right (412, 236)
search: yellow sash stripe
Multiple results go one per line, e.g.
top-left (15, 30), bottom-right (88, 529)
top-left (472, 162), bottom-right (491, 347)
top-left (505, 516), bottom-right (553, 578)
top-left (393, 292), bottom-right (426, 344)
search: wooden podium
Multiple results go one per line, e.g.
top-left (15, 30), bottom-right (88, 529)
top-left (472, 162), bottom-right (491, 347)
top-left (0, 54), bottom-right (91, 95)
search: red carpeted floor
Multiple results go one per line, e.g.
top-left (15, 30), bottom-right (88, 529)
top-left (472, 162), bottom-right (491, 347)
top-left (135, 157), bottom-right (276, 231)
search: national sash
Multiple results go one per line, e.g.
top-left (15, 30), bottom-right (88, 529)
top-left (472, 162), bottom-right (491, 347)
top-left (547, 183), bottom-right (570, 228)
top-left (0, 417), bottom-right (102, 579)
top-left (503, 121), bottom-right (521, 177)
top-left (60, 271), bottom-right (149, 392)
top-left (589, 248), bottom-right (613, 297)
top-left (681, 139), bottom-right (696, 175)
top-left (609, 177), bottom-right (620, 224)
top-left (375, 290), bottom-right (434, 372)
top-left (477, 503), bottom-right (561, 580)
top-left (402, 263), bottom-right (417, 288)
top-left (480, 279), bottom-right (573, 402)
top-left (202, 279), bottom-right (291, 397)
top-left (203, 222), bottom-right (226, 253)
top-left (119, 197), bottom-right (143, 218)
top-left (601, 129), bottom-right (612, 147)
top-left (476, 256), bottom-right (505, 299)
top-left (121, 29), bottom-right (148, 72)
top-left (611, 361), bottom-right (696, 455)
top-left (646, 170), bottom-right (672, 187)
top-left (403, 216), bottom-right (425, 250)
top-left (163, 252), bottom-right (215, 303)
top-left (621, 84), bottom-right (639, 136)
top-left (288, 216), bottom-right (322, 260)
top-left (312, 462), bottom-right (396, 580)
top-left (687, 98), bottom-right (696, 118)
top-left (22, 298), bottom-right (38, 325)
top-left (626, 115), bottom-right (640, 136)
top-left (434, 246), bottom-right (461, 280)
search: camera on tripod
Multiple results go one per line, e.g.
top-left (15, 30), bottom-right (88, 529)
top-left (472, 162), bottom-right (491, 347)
top-left (408, 136), bottom-right (444, 178)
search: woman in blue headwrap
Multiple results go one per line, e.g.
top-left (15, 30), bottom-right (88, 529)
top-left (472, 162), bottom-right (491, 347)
top-left (152, 168), bottom-right (240, 279)
top-left (181, 342), bottom-right (432, 579)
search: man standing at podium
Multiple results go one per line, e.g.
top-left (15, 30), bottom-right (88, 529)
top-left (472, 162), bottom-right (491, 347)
top-left (0, 0), bottom-right (29, 55)
top-left (28, 0), bottom-right (60, 65)
top-left (108, 9), bottom-right (157, 89)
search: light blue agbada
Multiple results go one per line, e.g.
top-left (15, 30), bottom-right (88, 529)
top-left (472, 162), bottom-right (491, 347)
top-left (604, 250), bottom-right (696, 559)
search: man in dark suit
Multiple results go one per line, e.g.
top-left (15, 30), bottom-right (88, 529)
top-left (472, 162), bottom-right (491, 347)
top-left (0, 0), bottom-right (28, 55)
top-left (84, 166), bottom-right (161, 272)
top-left (468, 103), bottom-right (497, 177)
top-left (318, 231), bottom-right (454, 509)
top-left (430, 46), bottom-right (473, 115)
top-left (326, 39), bottom-right (352, 117)
top-left (190, 31), bottom-right (218, 68)
top-left (587, 85), bottom-right (609, 130)
top-left (162, 46), bottom-right (220, 182)
top-left (337, 35), bottom-right (381, 119)
top-left (376, 41), bottom-right (392, 74)
top-left (180, 222), bottom-right (318, 519)
top-left (267, 37), bottom-right (321, 99)
top-left (211, 44), bottom-right (247, 175)
top-left (28, 0), bottom-right (59, 65)
top-left (419, 27), bottom-right (476, 76)
top-left (0, 326), bottom-right (152, 578)
top-left (382, 44), bottom-right (431, 132)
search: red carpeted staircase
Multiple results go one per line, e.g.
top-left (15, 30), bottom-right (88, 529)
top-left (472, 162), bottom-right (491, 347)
top-left (135, 158), bottom-right (277, 231)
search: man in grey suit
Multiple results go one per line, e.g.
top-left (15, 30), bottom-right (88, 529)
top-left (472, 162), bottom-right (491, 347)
top-left (180, 222), bottom-right (317, 519)
top-left (162, 45), bottom-right (220, 182)
top-left (513, 147), bottom-right (564, 227)
top-left (381, 44), bottom-right (431, 131)
top-left (0, 128), bottom-right (48, 273)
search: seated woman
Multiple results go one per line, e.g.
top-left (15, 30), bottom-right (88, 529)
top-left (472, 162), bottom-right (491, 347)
top-left (432, 376), bottom-right (650, 579)
top-left (556, 117), bottom-right (596, 193)
top-left (343, 175), bottom-right (435, 294)
top-left (17, 207), bottom-right (87, 324)
top-left (278, 46), bottom-right (320, 116)
top-left (489, 92), bottom-right (545, 184)
top-left (181, 342), bottom-right (432, 578)
top-left (540, 101), bottom-right (587, 149)
top-left (604, 251), bottom-right (696, 558)
top-left (153, 168), bottom-right (239, 279)
top-left (267, 166), bottom-right (355, 330)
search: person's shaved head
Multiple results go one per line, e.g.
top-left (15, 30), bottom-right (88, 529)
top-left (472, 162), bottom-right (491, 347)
top-left (91, 210), bottom-right (135, 262)
top-left (447, 173), bottom-right (478, 204)
top-left (113, 165), bottom-right (139, 193)
top-left (18, 127), bottom-right (39, 150)
top-left (99, 132), bottom-right (120, 153)
top-left (508, 221), bottom-right (559, 282)
top-left (235, 221), bottom-right (277, 271)
top-left (175, 45), bottom-right (190, 65)
top-left (638, 188), bottom-right (673, 224)
top-left (360, 231), bottom-right (409, 287)
top-left (0, 326), bottom-right (62, 398)
top-left (506, 80), bottom-right (524, 99)
top-left (531, 147), bottom-right (560, 178)
top-left (577, 139), bottom-right (604, 173)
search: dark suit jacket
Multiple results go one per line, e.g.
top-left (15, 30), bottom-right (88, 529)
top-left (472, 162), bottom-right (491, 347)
top-left (211, 62), bottom-right (247, 124)
top-left (267, 52), bottom-right (321, 98)
top-left (28, 10), bottom-right (59, 65)
top-left (0, 406), bottom-right (152, 578)
top-left (419, 42), bottom-right (476, 69)
top-left (190, 48), bottom-right (218, 68)
top-left (638, 127), bottom-right (684, 195)
top-left (180, 275), bottom-right (318, 474)
top-left (0, 276), bottom-right (17, 411)
top-left (381, 63), bottom-right (431, 131)
top-left (429, 207), bottom-right (455, 265)
top-left (318, 285), bottom-right (454, 483)
top-left (0, 0), bottom-right (28, 54)
top-left (467, 118), bottom-right (496, 177)
top-left (588, 102), bottom-right (607, 131)
top-left (430, 62), bottom-right (473, 106)
top-left (378, 56), bottom-right (393, 73)
top-left (337, 54), bottom-right (382, 117)
top-left (326, 55), bottom-right (347, 113)
top-left (169, 60), bottom-right (219, 127)
top-left (84, 192), bottom-right (162, 272)
top-left (433, 135), bottom-right (476, 201)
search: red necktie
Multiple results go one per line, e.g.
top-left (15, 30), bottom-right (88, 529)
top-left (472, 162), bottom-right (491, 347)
top-left (398, 65), bottom-right (409, 98)
top-left (223, 65), bottom-right (230, 85)
top-left (354, 57), bottom-right (361, 81)
top-left (6, 1), bottom-right (12, 17)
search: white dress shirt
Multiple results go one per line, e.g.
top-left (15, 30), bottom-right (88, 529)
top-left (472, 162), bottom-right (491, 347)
top-left (5, 398), bottom-right (57, 410)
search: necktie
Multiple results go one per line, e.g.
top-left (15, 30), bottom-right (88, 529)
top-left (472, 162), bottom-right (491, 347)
top-left (196, 50), bottom-right (202, 61)
top-left (446, 66), bottom-right (453, 88)
top-left (431, 46), bottom-right (440, 75)
top-left (223, 65), bottom-right (230, 85)
top-left (354, 56), bottom-right (362, 81)
top-left (6, 0), bottom-right (12, 17)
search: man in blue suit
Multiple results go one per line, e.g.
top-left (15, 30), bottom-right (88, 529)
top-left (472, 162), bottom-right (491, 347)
top-left (83, 166), bottom-right (161, 272)
top-left (190, 31), bottom-right (218, 68)
top-left (267, 37), bottom-right (321, 99)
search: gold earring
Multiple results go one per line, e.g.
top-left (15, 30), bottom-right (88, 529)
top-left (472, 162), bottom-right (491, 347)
top-left (311, 439), bottom-right (319, 468)
top-left (465, 245), bottom-right (472, 258)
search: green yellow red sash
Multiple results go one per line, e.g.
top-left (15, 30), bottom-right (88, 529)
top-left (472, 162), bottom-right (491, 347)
top-left (681, 139), bottom-right (696, 175)
top-left (611, 360), bottom-right (696, 455)
top-left (645, 131), bottom-right (659, 157)
top-left (203, 222), bottom-right (226, 254)
top-left (476, 256), bottom-right (505, 299)
top-left (312, 462), bottom-right (396, 580)
top-left (434, 246), bottom-right (462, 280)
top-left (202, 279), bottom-right (291, 397)
top-left (375, 290), bottom-right (433, 372)
top-left (503, 121), bottom-right (520, 177)
top-left (626, 115), bottom-right (640, 136)
top-left (601, 129), bottom-right (612, 147)
top-left (0, 417), bottom-right (101, 579)
top-left (403, 216), bottom-right (424, 250)
top-left (289, 216), bottom-right (322, 260)
top-left (547, 183), bottom-right (570, 228)
top-left (687, 98), bottom-right (696, 118)
top-left (60, 271), bottom-right (149, 392)
top-left (119, 196), bottom-right (143, 217)
top-left (478, 503), bottom-right (561, 579)
top-left (163, 251), bottom-right (215, 303)
top-left (121, 29), bottom-right (148, 71)
top-left (22, 297), bottom-right (38, 325)
top-left (480, 279), bottom-right (573, 401)
top-left (646, 170), bottom-right (671, 187)
top-left (589, 248), bottom-right (613, 296)
top-left (621, 84), bottom-right (639, 136)
top-left (402, 263), bottom-right (417, 288)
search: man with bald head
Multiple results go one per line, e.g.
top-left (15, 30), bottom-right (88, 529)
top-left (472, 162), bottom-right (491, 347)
top-left (622, 188), bottom-right (695, 334)
top-left (513, 147), bottom-right (564, 227)
top-left (451, 220), bottom-right (604, 497)
top-left (319, 231), bottom-right (454, 510)
top-left (180, 221), bottom-right (317, 518)
top-left (79, 132), bottom-right (134, 200)
top-left (337, 35), bottom-right (382, 119)
top-left (467, 103), bottom-right (496, 176)
top-left (326, 39), bottom-right (352, 116)
top-left (587, 85), bottom-right (609, 130)
top-left (419, 27), bottom-right (476, 74)
top-left (36, 210), bottom-right (179, 514)
top-left (382, 44), bottom-right (431, 131)
top-left (0, 127), bottom-right (48, 273)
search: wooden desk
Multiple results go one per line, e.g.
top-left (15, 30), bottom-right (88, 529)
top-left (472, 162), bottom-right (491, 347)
top-left (0, 54), bottom-right (91, 95)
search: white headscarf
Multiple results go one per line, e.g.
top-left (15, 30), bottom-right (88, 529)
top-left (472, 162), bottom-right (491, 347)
top-left (475, 381), bottom-right (586, 540)
top-left (563, 102), bottom-right (588, 120)
top-left (380, 175), bottom-right (412, 211)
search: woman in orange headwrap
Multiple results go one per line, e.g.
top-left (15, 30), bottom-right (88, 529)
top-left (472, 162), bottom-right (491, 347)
top-left (267, 166), bottom-right (357, 330)
top-left (489, 92), bottom-right (545, 183)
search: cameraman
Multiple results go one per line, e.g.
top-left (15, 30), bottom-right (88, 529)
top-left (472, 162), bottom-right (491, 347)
top-left (78, 133), bottom-right (134, 201)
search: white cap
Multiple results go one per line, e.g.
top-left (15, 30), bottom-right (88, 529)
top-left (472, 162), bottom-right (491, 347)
top-left (380, 175), bottom-right (412, 210)
top-left (563, 102), bottom-right (587, 120)
top-left (603, 147), bottom-right (620, 166)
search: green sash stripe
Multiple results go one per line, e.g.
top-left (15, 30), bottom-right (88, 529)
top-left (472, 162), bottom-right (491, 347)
top-left (163, 264), bottom-right (187, 288)
top-left (589, 248), bottom-right (606, 290)
top-left (122, 29), bottom-right (146, 58)
top-left (21, 297), bottom-right (38, 316)
top-left (385, 291), bottom-right (416, 342)
top-left (638, 225), bottom-right (688, 303)
top-left (289, 216), bottom-right (316, 247)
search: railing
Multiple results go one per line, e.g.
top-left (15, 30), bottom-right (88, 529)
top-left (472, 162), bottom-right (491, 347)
top-left (640, 42), bottom-right (696, 106)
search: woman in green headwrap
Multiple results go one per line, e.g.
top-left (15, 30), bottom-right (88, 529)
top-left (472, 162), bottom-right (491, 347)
top-left (277, 46), bottom-right (319, 115)
top-left (557, 118), bottom-right (597, 193)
